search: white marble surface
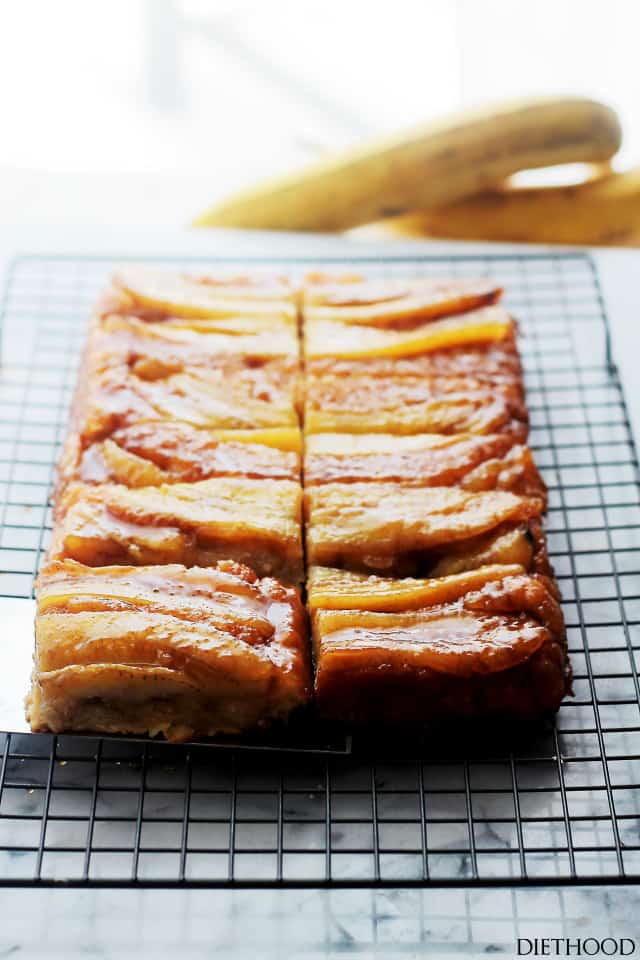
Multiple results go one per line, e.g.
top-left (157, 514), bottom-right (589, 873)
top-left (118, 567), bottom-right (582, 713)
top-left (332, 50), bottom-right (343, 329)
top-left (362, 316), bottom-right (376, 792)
top-left (0, 886), bottom-right (639, 958)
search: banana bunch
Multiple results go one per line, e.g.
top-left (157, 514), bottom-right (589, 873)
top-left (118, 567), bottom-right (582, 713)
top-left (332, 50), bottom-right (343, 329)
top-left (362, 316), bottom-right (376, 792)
top-left (193, 97), bottom-right (635, 246)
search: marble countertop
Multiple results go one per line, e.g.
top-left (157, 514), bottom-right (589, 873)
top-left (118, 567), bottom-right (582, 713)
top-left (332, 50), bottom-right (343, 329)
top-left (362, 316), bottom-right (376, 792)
top-left (1, 885), bottom-right (639, 958)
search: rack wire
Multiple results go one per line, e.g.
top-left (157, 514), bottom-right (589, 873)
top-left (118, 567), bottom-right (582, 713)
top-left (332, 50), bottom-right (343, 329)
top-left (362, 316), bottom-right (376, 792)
top-left (0, 251), bottom-right (638, 888)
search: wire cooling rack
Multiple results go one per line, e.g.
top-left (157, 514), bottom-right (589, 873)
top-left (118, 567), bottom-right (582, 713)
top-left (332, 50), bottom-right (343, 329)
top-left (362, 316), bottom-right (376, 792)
top-left (0, 251), bottom-right (638, 888)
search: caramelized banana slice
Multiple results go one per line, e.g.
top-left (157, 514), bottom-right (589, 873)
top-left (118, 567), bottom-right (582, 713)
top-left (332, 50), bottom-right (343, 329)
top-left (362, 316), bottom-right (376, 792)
top-left (307, 563), bottom-right (525, 610)
top-left (304, 373), bottom-right (527, 438)
top-left (51, 478), bottom-right (304, 583)
top-left (306, 335), bottom-right (522, 383)
top-left (429, 517), bottom-right (553, 580)
top-left (58, 422), bottom-right (301, 490)
top-left (29, 560), bottom-right (310, 741)
top-left (304, 482), bottom-right (544, 576)
top-left (98, 312), bottom-right (299, 360)
top-left (304, 306), bottom-right (514, 359)
top-left (87, 315), bottom-right (300, 375)
top-left (72, 364), bottom-right (299, 446)
top-left (107, 266), bottom-right (298, 323)
top-left (304, 432), bottom-right (544, 500)
top-left (303, 274), bottom-right (501, 327)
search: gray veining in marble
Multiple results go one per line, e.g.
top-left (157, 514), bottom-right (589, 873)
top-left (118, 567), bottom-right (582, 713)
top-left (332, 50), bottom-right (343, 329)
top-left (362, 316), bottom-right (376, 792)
top-left (0, 886), bottom-right (639, 958)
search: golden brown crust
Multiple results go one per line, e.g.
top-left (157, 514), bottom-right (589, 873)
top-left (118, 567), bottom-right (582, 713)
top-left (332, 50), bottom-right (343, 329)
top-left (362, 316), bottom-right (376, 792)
top-left (29, 560), bottom-right (310, 741)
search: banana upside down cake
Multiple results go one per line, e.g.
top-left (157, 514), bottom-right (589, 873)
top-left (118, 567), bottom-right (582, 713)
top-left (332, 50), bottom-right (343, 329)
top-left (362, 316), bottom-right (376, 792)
top-left (27, 267), bottom-right (571, 741)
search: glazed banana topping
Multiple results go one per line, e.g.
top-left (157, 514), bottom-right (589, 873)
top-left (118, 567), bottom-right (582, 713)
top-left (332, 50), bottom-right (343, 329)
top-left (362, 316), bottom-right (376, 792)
top-left (29, 268), bottom-right (569, 741)
top-left (29, 560), bottom-right (310, 742)
top-left (51, 478), bottom-right (304, 583)
top-left (105, 265), bottom-right (298, 322)
top-left (58, 422), bottom-right (301, 491)
top-left (305, 481), bottom-right (545, 576)
top-left (304, 305), bottom-right (514, 359)
top-left (303, 274), bottom-right (502, 326)
top-left (94, 313), bottom-right (300, 367)
top-left (307, 563), bottom-right (528, 610)
top-left (71, 363), bottom-right (299, 446)
top-left (304, 432), bottom-right (545, 499)
top-left (306, 333), bottom-right (523, 382)
top-left (308, 565), bottom-right (568, 726)
top-left (304, 370), bottom-right (526, 438)
top-left (88, 316), bottom-right (301, 376)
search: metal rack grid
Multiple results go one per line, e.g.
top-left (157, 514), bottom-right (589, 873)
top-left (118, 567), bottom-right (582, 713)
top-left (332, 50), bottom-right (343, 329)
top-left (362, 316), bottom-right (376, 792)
top-left (0, 250), bottom-right (639, 888)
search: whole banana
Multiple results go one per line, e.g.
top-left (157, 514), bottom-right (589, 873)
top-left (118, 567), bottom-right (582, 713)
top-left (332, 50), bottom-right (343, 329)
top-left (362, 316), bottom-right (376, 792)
top-left (193, 97), bottom-right (622, 233)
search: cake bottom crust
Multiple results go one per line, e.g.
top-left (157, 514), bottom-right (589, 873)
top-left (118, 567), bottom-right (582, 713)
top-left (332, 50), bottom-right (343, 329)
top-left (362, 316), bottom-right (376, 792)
top-left (27, 666), bottom-right (304, 743)
top-left (313, 642), bottom-right (569, 730)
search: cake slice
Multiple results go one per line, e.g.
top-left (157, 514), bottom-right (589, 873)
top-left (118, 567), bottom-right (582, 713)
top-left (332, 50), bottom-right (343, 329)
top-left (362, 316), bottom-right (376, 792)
top-left (304, 433), bottom-right (545, 501)
top-left (308, 564), bottom-right (569, 728)
top-left (103, 265), bottom-right (299, 323)
top-left (57, 423), bottom-right (301, 492)
top-left (303, 274), bottom-right (502, 326)
top-left (28, 560), bottom-right (311, 741)
top-left (50, 477), bottom-right (303, 583)
top-left (304, 372), bottom-right (527, 438)
top-left (305, 481), bottom-right (548, 577)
